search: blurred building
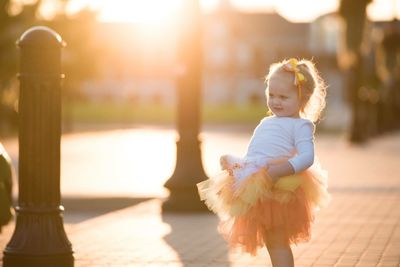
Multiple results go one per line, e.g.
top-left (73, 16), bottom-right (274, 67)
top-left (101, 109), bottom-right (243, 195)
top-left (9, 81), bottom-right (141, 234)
top-left (203, 3), bottom-right (310, 105)
top-left (72, 2), bottom-right (400, 131)
top-left (79, 3), bottom-right (313, 106)
top-left (77, 1), bottom-right (371, 132)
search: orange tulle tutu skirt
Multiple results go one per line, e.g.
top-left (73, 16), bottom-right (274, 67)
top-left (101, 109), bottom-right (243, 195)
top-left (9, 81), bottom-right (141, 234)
top-left (197, 161), bottom-right (330, 256)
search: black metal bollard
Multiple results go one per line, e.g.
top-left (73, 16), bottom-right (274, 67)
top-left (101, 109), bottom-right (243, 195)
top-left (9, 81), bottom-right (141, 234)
top-left (3, 26), bottom-right (73, 267)
top-left (0, 143), bottom-right (13, 232)
top-left (162, 0), bottom-right (209, 212)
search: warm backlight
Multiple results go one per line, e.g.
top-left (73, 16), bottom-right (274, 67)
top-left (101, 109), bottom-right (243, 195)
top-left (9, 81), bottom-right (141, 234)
top-left (95, 0), bottom-right (182, 25)
top-left (64, 0), bottom-right (399, 24)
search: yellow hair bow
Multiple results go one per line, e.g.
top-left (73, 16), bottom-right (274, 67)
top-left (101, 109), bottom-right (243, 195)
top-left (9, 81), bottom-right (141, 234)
top-left (283, 58), bottom-right (307, 99)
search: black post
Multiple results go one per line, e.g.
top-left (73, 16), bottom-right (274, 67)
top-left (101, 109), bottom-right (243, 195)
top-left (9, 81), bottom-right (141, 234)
top-left (3, 26), bottom-right (73, 267)
top-left (162, 0), bottom-right (209, 212)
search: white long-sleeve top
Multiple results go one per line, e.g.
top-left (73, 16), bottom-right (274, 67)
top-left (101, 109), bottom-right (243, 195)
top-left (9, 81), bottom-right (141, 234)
top-left (246, 116), bottom-right (315, 173)
top-left (239, 116), bottom-right (315, 173)
top-left (224, 116), bottom-right (315, 182)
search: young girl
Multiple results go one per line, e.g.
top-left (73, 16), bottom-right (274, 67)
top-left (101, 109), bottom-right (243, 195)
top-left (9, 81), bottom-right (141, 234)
top-left (197, 58), bottom-right (330, 267)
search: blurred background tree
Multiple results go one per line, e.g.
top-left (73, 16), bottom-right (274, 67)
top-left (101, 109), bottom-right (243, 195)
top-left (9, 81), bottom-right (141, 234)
top-left (0, 0), bottom-right (100, 135)
top-left (0, 0), bottom-right (40, 134)
top-left (338, 0), bottom-right (400, 143)
top-left (376, 19), bottom-right (400, 132)
top-left (338, 0), bottom-right (373, 143)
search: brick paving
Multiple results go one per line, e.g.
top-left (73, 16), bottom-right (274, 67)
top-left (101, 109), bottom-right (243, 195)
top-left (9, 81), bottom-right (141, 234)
top-left (64, 191), bottom-right (399, 267)
top-left (0, 130), bottom-right (400, 266)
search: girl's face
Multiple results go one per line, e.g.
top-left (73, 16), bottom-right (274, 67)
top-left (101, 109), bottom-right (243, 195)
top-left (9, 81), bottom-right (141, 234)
top-left (267, 73), bottom-right (301, 118)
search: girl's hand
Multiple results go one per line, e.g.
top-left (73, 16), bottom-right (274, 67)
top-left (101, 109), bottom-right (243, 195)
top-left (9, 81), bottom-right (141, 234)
top-left (220, 155), bottom-right (229, 170)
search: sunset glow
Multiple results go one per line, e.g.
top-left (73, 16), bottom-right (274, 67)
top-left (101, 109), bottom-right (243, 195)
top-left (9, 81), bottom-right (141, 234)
top-left (66, 0), bottom-right (181, 25)
top-left (64, 0), bottom-right (400, 24)
top-left (97, 0), bottom-right (181, 25)
top-left (274, 0), bottom-right (339, 22)
top-left (367, 0), bottom-right (400, 21)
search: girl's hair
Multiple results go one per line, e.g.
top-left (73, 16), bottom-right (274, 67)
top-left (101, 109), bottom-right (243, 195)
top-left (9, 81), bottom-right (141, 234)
top-left (265, 58), bottom-right (327, 122)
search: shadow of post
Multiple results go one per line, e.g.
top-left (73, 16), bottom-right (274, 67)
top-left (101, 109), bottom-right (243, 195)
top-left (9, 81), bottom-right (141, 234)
top-left (161, 212), bottom-right (230, 266)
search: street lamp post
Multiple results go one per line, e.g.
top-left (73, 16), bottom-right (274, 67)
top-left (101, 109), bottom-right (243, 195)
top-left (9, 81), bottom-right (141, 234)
top-left (162, 0), bottom-right (209, 212)
top-left (3, 26), bottom-right (73, 267)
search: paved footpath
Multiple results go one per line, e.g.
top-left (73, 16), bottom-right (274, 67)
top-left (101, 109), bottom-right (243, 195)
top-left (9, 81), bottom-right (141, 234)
top-left (1, 128), bottom-right (400, 266)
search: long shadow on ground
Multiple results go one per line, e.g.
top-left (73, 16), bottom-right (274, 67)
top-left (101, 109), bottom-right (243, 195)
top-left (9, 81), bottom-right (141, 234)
top-left (61, 197), bottom-right (152, 224)
top-left (162, 211), bottom-right (230, 267)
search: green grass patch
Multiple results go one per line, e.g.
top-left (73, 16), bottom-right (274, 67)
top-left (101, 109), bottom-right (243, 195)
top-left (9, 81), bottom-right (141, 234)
top-left (63, 101), bottom-right (269, 125)
top-left (203, 104), bottom-right (267, 124)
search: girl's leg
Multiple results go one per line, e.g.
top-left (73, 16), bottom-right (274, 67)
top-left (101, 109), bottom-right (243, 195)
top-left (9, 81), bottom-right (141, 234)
top-left (267, 246), bottom-right (294, 267)
top-left (264, 227), bottom-right (294, 267)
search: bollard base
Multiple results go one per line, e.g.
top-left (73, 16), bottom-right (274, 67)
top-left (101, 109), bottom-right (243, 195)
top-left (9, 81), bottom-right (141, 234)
top-left (162, 187), bottom-right (210, 213)
top-left (3, 252), bottom-right (74, 267)
top-left (163, 138), bottom-right (210, 213)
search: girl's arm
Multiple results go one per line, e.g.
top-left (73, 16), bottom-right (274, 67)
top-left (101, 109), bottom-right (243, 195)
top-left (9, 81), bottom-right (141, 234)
top-left (267, 161), bottom-right (295, 182)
